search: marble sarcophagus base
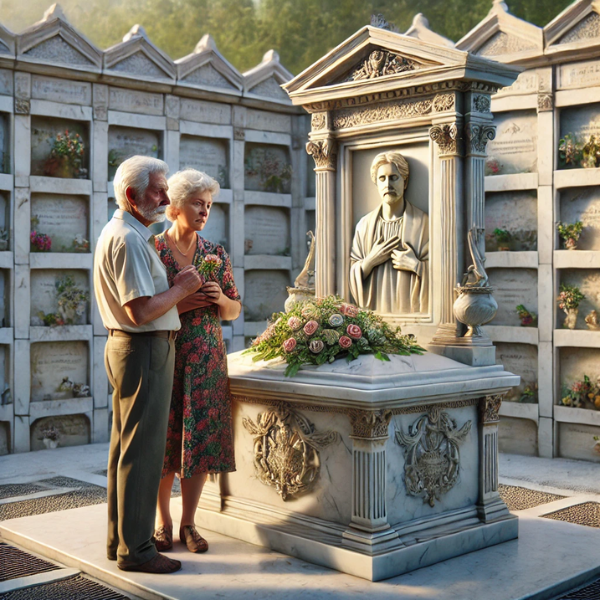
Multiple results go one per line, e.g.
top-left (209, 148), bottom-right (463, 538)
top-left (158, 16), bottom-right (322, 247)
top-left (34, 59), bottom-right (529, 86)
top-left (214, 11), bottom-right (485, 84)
top-left (195, 352), bottom-right (519, 581)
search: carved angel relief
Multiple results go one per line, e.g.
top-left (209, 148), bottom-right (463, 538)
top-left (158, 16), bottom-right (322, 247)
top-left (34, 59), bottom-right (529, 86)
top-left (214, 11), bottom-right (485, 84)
top-left (242, 406), bottom-right (339, 500)
top-left (395, 408), bottom-right (472, 507)
top-left (348, 50), bottom-right (418, 81)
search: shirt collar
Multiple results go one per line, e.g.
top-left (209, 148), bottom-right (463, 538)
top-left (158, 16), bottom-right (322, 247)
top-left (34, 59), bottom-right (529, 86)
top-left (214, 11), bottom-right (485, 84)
top-left (114, 209), bottom-right (154, 242)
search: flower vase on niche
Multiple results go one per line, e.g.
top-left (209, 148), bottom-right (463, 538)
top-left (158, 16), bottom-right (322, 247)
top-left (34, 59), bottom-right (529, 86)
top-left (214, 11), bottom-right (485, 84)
top-left (557, 221), bottom-right (583, 251)
top-left (43, 130), bottom-right (85, 179)
top-left (557, 284), bottom-right (585, 330)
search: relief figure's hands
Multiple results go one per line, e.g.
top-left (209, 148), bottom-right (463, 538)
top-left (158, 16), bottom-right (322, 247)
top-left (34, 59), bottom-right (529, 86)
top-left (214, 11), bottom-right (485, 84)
top-left (362, 235), bottom-right (401, 278)
top-left (391, 242), bottom-right (420, 273)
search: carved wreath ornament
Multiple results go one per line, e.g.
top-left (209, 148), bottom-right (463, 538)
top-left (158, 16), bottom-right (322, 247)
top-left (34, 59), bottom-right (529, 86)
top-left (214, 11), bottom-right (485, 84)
top-left (242, 406), bottom-right (338, 500)
top-left (395, 408), bottom-right (472, 507)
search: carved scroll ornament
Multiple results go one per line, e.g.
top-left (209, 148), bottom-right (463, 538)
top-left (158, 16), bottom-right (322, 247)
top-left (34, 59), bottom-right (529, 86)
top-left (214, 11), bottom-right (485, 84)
top-left (395, 407), bottom-right (472, 506)
top-left (430, 123), bottom-right (460, 155)
top-left (349, 409), bottom-right (392, 439)
top-left (311, 112), bottom-right (327, 131)
top-left (306, 139), bottom-right (337, 170)
top-left (464, 123), bottom-right (496, 154)
top-left (349, 50), bottom-right (418, 81)
top-left (242, 406), bottom-right (338, 500)
top-left (480, 394), bottom-right (503, 424)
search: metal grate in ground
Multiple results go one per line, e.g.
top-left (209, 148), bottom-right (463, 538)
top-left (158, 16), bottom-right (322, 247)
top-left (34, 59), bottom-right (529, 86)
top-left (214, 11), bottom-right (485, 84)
top-left (498, 484), bottom-right (565, 511)
top-left (0, 574), bottom-right (130, 599)
top-left (0, 484), bottom-right (48, 501)
top-left (542, 502), bottom-right (600, 528)
top-left (0, 543), bottom-right (60, 582)
top-left (0, 480), bottom-right (106, 521)
top-left (557, 577), bottom-right (600, 599)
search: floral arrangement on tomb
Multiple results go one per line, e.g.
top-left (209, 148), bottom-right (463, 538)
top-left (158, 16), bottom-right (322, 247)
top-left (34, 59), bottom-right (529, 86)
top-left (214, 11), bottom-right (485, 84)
top-left (56, 276), bottom-right (89, 324)
top-left (37, 311), bottom-right (65, 327)
top-left (493, 228), bottom-right (511, 251)
top-left (516, 305), bottom-right (537, 327)
top-left (57, 376), bottom-right (90, 398)
top-left (559, 133), bottom-right (600, 169)
top-left (197, 253), bottom-right (222, 283)
top-left (585, 310), bottom-right (600, 330)
top-left (485, 158), bottom-right (502, 176)
top-left (557, 284), bottom-right (585, 329)
top-left (560, 375), bottom-right (600, 410)
top-left (519, 384), bottom-right (538, 404)
top-left (44, 129), bottom-right (85, 178)
top-left (556, 220), bottom-right (583, 250)
top-left (244, 295), bottom-right (424, 377)
top-left (30, 230), bottom-right (51, 252)
top-left (64, 234), bottom-right (90, 253)
top-left (40, 424), bottom-right (60, 442)
top-left (244, 151), bottom-right (292, 194)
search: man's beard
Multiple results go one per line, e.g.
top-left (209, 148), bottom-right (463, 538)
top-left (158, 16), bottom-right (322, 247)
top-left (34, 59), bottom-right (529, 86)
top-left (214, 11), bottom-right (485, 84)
top-left (138, 204), bottom-right (167, 223)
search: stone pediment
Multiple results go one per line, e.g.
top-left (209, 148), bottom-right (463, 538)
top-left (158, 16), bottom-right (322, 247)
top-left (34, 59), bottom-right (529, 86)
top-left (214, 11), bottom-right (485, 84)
top-left (545, 0), bottom-right (600, 55)
top-left (104, 25), bottom-right (176, 83)
top-left (455, 0), bottom-right (542, 63)
top-left (244, 50), bottom-right (293, 104)
top-left (176, 34), bottom-right (242, 94)
top-left (285, 26), bottom-right (477, 97)
top-left (0, 24), bottom-right (15, 56)
top-left (17, 4), bottom-right (101, 72)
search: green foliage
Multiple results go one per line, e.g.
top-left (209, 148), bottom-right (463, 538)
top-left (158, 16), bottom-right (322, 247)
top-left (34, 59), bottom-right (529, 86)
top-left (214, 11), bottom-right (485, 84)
top-left (243, 295), bottom-right (424, 377)
top-left (493, 228), bottom-right (511, 243)
top-left (556, 220), bottom-right (583, 242)
top-left (1, 0), bottom-right (574, 76)
top-left (557, 284), bottom-right (585, 311)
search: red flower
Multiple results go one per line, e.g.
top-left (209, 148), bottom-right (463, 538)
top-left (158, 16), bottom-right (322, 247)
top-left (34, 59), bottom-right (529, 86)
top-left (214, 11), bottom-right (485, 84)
top-left (346, 324), bottom-right (362, 339)
top-left (339, 336), bottom-right (352, 349)
top-left (340, 303), bottom-right (359, 318)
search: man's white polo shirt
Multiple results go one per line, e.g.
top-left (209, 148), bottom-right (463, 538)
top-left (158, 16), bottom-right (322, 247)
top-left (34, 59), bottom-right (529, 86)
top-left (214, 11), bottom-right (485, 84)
top-left (93, 209), bottom-right (181, 332)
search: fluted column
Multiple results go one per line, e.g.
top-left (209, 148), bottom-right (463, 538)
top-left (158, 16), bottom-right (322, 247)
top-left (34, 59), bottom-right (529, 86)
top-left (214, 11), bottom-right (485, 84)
top-left (306, 124), bottom-right (337, 298)
top-left (429, 121), bottom-right (464, 341)
top-left (477, 395), bottom-right (510, 523)
top-left (342, 409), bottom-right (401, 554)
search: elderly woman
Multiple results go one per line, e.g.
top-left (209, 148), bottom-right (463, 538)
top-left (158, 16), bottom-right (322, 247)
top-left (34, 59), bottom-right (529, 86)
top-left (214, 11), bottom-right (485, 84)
top-left (153, 169), bottom-right (241, 553)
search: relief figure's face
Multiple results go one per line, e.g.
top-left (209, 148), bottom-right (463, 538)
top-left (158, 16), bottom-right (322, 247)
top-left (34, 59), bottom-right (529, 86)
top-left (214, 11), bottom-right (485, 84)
top-left (376, 162), bottom-right (404, 206)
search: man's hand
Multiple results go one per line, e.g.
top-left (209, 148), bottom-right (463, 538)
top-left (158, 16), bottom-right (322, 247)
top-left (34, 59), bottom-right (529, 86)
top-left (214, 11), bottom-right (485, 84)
top-left (392, 243), bottom-right (420, 273)
top-left (362, 235), bottom-right (400, 277)
top-left (173, 265), bottom-right (203, 295)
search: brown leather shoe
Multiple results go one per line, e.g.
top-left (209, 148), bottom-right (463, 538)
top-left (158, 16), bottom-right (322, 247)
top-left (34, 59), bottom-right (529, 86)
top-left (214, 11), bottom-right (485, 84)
top-left (179, 525), bottom-right (209, 553)
top-left (153, 525), bottom-right (173, 552)
top-left (119, 553), bottom-right (181, 573)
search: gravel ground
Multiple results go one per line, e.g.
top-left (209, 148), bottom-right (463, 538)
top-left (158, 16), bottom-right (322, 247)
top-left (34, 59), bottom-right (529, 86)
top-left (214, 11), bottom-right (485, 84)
top-left (498, 484), bottom-right (565, 511)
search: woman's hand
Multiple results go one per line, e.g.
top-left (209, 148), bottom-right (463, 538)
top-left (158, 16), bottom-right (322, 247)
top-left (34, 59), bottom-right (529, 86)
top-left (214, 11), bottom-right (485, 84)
top-left (200, 282), bottom-right (224, 305)
top-left (177, 290), bottom-right (213, 314)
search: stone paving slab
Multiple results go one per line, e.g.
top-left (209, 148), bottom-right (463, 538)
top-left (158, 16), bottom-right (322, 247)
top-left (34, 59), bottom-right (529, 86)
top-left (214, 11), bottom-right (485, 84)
top-left (1, 502), bottom-right (600, 600)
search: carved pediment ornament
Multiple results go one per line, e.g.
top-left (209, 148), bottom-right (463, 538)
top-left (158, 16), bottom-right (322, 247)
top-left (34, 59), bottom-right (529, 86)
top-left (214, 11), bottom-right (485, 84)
top-left (306, 139), bottom-right (337, 171)
top-left (472, 94), bottom-right (491, 113)
top-left (395, 407), bottom-right (472, 506)
top-left (311, 112), bottom-right (327, 131)
top-left (538, 93), bottom-right (553, 112)
top-left (480, 394), bottom-right (503, 423)
top-left (430, 123), bottom-right (460, 155)
top-left (14, 98), bottom-right (30, 115)
top-left (348, 50), bottom-right (419, 82)
top-left (464, 123), bottom-right (496, 154)
top-left (433, 93), bottom-right (455, 112)
top-left (348, 409), bottom-right (392, 439)
top-left (242, 406), bottom-right (339, 501)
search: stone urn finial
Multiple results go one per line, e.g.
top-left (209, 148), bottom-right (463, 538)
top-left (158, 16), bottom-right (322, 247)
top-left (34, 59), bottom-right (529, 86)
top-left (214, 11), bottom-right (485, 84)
top-left (453, 228), bottom-right (497, 339)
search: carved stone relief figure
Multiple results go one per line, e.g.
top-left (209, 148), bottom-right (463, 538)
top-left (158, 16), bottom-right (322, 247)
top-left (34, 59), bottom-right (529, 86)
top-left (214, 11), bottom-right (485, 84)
top-left (349, 151), bottom-right (429, 314)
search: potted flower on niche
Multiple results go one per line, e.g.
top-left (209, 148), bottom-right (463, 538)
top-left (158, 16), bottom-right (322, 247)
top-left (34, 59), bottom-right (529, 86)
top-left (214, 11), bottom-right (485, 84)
top-left (519, 384), bottom-right (537, 404)
top-left (40, 425), bottom-right (60, 449)
top-left (558, 134), bottom-right (583, 169)
top-left (557, 283), bottom-right (585, 329)
top-left (493, 228), bottom-right (511, 251)
top-left (56, 276), bottom-right (89, 325)
top-left (516, 304), bottom-right (537, 327)
top-left (43, 129), bottom-right (85, 179)
top-left (556, 221), bottom-right (584, 250)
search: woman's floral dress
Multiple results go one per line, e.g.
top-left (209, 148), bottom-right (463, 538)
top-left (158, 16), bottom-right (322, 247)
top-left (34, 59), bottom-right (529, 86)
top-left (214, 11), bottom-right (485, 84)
top-left (156, 234), bottom-right (240, 478)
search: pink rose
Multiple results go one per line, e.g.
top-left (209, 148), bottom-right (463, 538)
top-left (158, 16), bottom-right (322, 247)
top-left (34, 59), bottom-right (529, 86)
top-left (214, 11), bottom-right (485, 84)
top-left (309, 339), bottom-right (324, 354)
top-left (339, 335), bottom-right (352, 349)
top-left (346, 324), bottom-right (362, 339)
top-left (287, 316), bottom-right (302, 331)
top-left (303, 320), bottom-right (319, 336)
top-left (341, 303), bottom-right (359, 317)
top-left (283, 338), bottom-right (297, 353)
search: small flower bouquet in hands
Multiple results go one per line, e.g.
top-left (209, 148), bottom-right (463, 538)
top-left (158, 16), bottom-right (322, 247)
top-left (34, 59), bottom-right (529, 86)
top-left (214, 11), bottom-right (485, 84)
top-left (244, 295), bottom-right (424, 377)
top-left (197, 254), bottom-right (222, 283)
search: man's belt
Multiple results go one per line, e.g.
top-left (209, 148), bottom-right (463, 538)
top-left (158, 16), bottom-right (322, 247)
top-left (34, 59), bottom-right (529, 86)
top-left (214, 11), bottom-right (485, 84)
top-left (108, 329), bottom-right (177, 341)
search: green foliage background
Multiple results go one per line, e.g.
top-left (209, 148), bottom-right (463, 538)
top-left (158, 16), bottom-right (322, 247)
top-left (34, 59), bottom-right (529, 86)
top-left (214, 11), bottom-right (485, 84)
top-left (0, 0), bottom-right (574, 74)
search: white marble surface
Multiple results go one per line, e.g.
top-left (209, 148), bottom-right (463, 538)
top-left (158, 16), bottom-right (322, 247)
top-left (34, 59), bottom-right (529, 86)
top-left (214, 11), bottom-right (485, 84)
top-left (228, 351), bottom-right (519, 404)
top-left (0, 502), bottom-right (598, 599)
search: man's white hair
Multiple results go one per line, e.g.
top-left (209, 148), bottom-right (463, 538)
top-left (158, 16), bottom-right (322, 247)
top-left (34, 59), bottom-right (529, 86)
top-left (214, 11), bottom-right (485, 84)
top-left (113, 156), bottom-right (169, 212)
top-left (166, 169), bottom-right (220, 221)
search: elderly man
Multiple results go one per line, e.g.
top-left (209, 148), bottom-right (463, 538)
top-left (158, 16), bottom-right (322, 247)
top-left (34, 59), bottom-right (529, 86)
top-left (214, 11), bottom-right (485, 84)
top-left (94, 156), bottom-right (202, 573)
top-left (349, 151), bottom-right (429, 314)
